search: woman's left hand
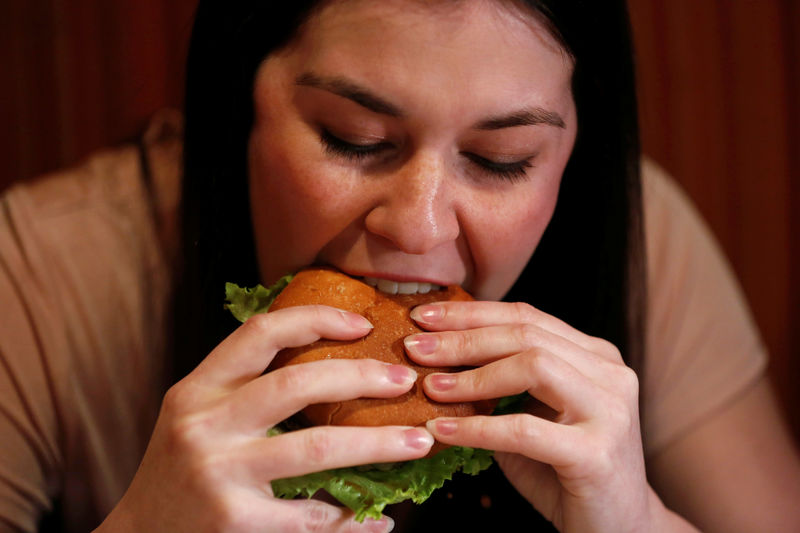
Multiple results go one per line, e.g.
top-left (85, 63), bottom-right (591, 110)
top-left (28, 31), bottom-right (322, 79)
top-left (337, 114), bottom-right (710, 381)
top-left (403, 300), bottom-right (662, 533)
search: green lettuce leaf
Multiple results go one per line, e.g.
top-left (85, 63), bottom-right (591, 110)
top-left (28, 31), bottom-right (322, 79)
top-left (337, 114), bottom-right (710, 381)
top-left (224, 273), bottom-right (294, 323)
top-left (271, 445), bottom-right (494, 522)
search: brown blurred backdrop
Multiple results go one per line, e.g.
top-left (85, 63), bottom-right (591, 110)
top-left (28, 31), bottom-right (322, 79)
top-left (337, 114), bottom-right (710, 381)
top-left (1, 1), bottom-right (798, 437)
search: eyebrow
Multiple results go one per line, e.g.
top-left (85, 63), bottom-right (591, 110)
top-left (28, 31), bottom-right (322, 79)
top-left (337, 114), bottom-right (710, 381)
top-left (295, 71), bottom-right (565, 129)
top-left (295, 72), bottom-right (403, 117)
top-left (475, 108), bottom-right (565, 130)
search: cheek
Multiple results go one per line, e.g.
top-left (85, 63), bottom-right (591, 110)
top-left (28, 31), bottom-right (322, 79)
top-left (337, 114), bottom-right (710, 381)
top-left (516, 178), bottom-right (560, 243)
top-left (513, 195), bottom-right (556, 258)
top-left (468, 177), bottom-right (560, 300)
top-left (248, 129), bottom-right (357, 282)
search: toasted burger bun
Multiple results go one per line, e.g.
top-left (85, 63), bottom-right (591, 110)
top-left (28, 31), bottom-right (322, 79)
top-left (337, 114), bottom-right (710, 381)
top-left (268, 267), bottom-right (496, 427)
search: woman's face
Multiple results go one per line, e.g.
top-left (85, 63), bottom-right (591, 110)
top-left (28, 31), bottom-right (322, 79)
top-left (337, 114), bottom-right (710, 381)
top-left (248, 0), bottom-right (576, 301)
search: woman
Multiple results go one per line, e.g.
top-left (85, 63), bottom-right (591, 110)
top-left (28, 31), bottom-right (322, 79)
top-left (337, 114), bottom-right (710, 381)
top-left (1, 0), bottom-right (798, 531)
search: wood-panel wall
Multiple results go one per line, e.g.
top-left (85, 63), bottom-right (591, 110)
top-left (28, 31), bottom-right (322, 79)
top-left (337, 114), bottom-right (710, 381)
top-left (0, 0), bottom-right (197, 185)
top-left (628, 0), bottom-right (800, 436)
top-left (2, 1), bottom-right (798, 435)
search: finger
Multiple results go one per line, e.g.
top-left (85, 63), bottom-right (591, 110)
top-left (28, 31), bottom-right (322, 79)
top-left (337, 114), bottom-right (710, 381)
top-left (423, 348), bottom-right (600, 417)
top-left (426, 413), bottom-right (580, 467)
top-left (404, 323), bottom-right (612, 381)
top-left (410, 300), bottom-right (620, 362)
top-left (198, 488), bottom-right (394, 532)
top-left (218, 358), bottom-right (418, 431)
top-left (240, 425), bottom-right (434, 481)
top-left (273, 499), bottom-right (395, 533)
top-left (190, 305), bottom-right (374, 388)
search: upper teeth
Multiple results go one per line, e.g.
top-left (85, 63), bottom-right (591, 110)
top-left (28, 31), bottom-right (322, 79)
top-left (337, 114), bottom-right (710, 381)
top-left (363, 277), bottom-right (441, 295)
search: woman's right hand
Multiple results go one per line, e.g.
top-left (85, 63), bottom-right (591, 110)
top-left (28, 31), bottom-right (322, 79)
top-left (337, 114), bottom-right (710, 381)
top-left (97, 305), bottom-right (433, 532)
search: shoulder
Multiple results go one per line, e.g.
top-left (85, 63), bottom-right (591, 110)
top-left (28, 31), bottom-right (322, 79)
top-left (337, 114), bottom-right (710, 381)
top-left (641, 157), bottom-right (706, 244)
top-left (0, 109), bottom-right (182, 406)
top-left (638, 158), bottom-right (768, 456)
top-left (1, 109), bottom-right (182, 305)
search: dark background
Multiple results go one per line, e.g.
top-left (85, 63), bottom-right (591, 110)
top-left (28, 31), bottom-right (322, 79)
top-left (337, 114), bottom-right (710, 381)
top-left (2, 0), bottom-right (798, 437)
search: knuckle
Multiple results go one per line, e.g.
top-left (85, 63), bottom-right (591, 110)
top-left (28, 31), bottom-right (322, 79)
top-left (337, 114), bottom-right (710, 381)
top-left (355, 358), bottom-right (378, 383)
top-left (272, 363), bottom-right (312, 396)
top-left (589, 336), bottom-right (622, 360)
top-left (163, 410), bottom-right (214, 457)
top-left (604, 364), bottom-right (640, 408)
top-left (160, 383), bottom-right (186, 417)
top-left (302, 501), bottom-right (336, 533)
top-left (520, 347), bottom-right (549, 380)
top-left (606, 397), bottom-right (631, 428)
top-left (514, 323), bottom-right (541, 349)
top-left (470, 417), bottom-right (493, 444)
top-left (159, 384), bottom-right (213, 445)
top-left (585, 441), bottom-right (615, 477)
top-left (161, 380), bottom-right (206, 417)
top-left (602, 389), bottom-right (638, 437)
top-left (618, 365), bottom-right (640, 396)
top-left (305, 304), bottom-right (330, 325)
top-left (311, 305), bottom-right (347, 332)
top-left (159, 388), bottom-right (225, 458)
top-left (508, 414), bottom-right (537, 446)
top-left (242, 311), bottom-right (274, 335)
top-left (303, 429), bottom-right (334, 466)
top-left (465, 366), bottom-right (489, 395)
top-left (452, 329), bottom-right (478, 359)
top-left (511, 301), bottom-right (536, 323)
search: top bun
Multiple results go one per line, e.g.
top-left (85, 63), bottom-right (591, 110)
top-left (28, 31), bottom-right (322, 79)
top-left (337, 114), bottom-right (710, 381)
top-left (268, 268), bottom-right (496, 427)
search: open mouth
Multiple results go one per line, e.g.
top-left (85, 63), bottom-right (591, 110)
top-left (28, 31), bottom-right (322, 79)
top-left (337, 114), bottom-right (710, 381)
top-left (362, 276), bottom-right (444, 295)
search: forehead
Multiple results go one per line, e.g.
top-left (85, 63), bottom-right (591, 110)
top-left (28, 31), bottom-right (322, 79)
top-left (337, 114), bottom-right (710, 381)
top-left (296, 0), bottom-right (569, 60)
top-left (270, 0), bottom-right (574, 116)
top-left (307, 0), bottom-right (561, 42)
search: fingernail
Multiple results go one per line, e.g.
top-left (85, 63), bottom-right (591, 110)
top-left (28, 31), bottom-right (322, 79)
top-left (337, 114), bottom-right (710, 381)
top-left (404, 334), bottom-right (438, 356)
top-left (386, 364), bottom-right (416, 385)
top-left (340, 310), bottom-right (373, 329)
top-left (403, 427), bottom-right (434, 450)
top-left (427, 417), bottom-right (458, 436)
top-left (428, 373), bottom-right (456, 391)
top-left (367, 516), bottom-right (395, 533)
top-left (410, 304), bottom-right (444, 324)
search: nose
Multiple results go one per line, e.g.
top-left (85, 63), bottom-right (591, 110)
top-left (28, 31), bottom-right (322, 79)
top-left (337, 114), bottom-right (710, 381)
top-left (364, 154), bottom-right (460, 255)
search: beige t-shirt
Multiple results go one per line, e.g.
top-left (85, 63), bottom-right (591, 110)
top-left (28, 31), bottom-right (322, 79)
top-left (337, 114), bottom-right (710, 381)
top-left (0, 115), bottom-right (766, 532)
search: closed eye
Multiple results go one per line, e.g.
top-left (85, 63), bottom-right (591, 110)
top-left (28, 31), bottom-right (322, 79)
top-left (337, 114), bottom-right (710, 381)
top-left (321, 129), bottom-right (533, 182)
top-left (320, 129), bottom-right (391, 160)
top-left (461, 152), bottom-right (533, 182)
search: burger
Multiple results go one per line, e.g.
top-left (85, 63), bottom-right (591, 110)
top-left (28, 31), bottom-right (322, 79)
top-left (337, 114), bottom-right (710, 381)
top-left (224, 268), bottom-right (505, 521)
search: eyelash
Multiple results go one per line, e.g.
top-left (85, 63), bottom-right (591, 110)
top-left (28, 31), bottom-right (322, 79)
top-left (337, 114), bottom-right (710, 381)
top-left (319, 129), bottom-right (533, 182)
top-left (461, 153), bottom-right (533, 182)
top-left (320, 129), bottom-right (390, 159)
